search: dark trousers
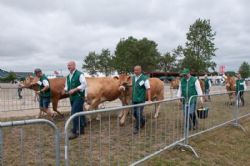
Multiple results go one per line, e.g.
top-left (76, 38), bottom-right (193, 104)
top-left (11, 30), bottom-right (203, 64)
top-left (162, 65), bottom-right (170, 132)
top-left (18, 88), bottom-right (22, 99)
top-left (132, 102), bottom-right (145, 129)
top-left (70, 98), bottom-right (85, 134)
top-left (184, 103), bottom-right (198, 129)
top-left (238, 91), bottom-right (245, 106)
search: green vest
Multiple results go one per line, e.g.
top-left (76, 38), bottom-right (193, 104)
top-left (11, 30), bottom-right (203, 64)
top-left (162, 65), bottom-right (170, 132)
top-left (204, 78), bottom-right (210, 90)
top-left (67, 70), bottom-right (85, 101)
top-left (39, 75), bottom-right (51, 98)
top-left (236, 79), bottom-right (244, 93)
top-left (181, 76), bottom-right (198, 104)
top-left (132, 74), bottom-right (148, 103)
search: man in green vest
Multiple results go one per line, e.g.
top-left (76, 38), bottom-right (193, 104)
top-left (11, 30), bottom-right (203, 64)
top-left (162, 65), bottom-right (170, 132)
top-left (204, 74), bottom-right (212, 101)
top-left (132, 65), bottom-right (151, 134)
top-left (34, 68), bottom-right (54, 118)
top-left (64, 61), bottom-right (87, 140)
top-left (177, 68), bottom-right (203, 130)
top-left (236, 73), bottom-right (247, 106)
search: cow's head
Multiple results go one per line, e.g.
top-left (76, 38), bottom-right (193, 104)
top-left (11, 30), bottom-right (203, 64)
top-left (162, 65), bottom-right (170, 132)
top-left (114, 74), bottom-right (132, 92)
top-left (225, 76), bottom-right (236, 91)
top-left (21, 75), bottom-right (39, 90)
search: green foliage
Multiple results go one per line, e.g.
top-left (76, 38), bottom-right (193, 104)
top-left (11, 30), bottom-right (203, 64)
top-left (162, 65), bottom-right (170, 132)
top-left (82, 49), bottom-right (114, 76)
top-left (0, 72), bottom-right (17, 83)
top-left (82, 51), bottom-right (99, 76)
top-left (98, 49), bottom-right (114, 76)
top-left (158, 52), bottom-right (178, 72)
top-left (113, 36), bottom-right (161, 73)
top-left (181, 18), bottom-right (217, 73)
top-left (238, 61), bottom-right (250, 78)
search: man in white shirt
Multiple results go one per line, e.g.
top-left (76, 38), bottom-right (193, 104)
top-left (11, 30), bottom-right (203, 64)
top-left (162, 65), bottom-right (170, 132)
top-left (131, 65), bottom-right (151, 134)
top-left (177, 68), bottom-right (203, 130)
top-left (63, 61), bottom-right (87, 140)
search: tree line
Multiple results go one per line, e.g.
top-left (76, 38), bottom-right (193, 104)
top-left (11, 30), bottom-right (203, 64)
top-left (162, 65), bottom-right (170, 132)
top-left (82, 18), bottom-right (250, 78)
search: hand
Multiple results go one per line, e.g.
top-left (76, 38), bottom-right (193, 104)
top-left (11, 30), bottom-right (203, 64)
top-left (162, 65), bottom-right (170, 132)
top-left (68, 89), bottom-right (77, 95)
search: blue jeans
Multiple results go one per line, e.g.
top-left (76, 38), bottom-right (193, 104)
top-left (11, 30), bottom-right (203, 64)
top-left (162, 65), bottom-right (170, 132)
top-left (132, 102), bottom-right (145, 129)
top-left (39, 97), bottom-right (50, 109)
top-left (184, 102), bottom-right (197, 129)
top-left (70, 98), bottom-right (85, 134)
top-left (205, 89), bottom-right (211, 100)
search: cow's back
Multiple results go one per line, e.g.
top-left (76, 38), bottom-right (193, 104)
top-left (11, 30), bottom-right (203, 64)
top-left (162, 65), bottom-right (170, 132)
top-left (149, 78), bottom-right (164, 100)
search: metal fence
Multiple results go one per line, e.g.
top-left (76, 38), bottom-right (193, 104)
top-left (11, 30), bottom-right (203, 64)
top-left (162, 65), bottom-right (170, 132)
top-left (0, 90), bottom-right (249, 165)
top-left (183, 90), bottom-right (250, 156)
top-left (0, 88), bottom-right (70, 112)
top-left (64, 97), bottom-right (191, 166)
top-left (0, 119), bottom-right (60, 166)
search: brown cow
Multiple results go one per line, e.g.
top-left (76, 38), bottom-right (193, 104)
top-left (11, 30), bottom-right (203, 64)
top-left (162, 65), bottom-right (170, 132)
top-left (117, 74), bottom-right (164, 125)
top-left (22, 75), bottom-right (129, 119)
top-left (170, 77), bottom-right (180, 97)
top-left (224, 75), bottom-right (236, 105)
top-left (199, 79), bottom-right (205, 94)
top-left (22, 76), bottom-right (69, 117)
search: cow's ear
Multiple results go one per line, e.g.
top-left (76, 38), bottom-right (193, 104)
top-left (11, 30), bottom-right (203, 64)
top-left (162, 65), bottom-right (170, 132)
top-left (127, 76), bottom-right (131, 81)
top-left (113, 76), bottom-right (119, 80)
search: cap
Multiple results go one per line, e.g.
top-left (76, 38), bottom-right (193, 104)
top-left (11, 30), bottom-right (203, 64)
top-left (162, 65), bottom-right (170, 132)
top-left (34, 68), bottom-right (42, 74)
top-left (180, 68), bottom-right (190, 75)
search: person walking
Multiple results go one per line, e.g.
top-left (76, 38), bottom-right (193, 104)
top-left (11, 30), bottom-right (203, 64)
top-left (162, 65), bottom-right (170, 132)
top-left (34, 68), bottom-right (54, 118)
top-left (236, 73), bottom-right (247, 106)
top-left (177, 68), bottom-right (204, 130)
top-left (64, 61), bottom-right (87, 140)
top-left (204, 74), bottom-right (212, 101)
top-left (132, 65), bottom-right (151, 134)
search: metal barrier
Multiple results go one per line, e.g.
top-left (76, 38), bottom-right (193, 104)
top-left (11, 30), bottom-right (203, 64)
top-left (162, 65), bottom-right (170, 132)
top-left (64, 97), bottom-right (193, 166)
top-left (183, 90), bottom-right (250, 157)
top-left (0, 88), bottom-right (70, 112)
top-left (0, 119), bottom-right (60, 166)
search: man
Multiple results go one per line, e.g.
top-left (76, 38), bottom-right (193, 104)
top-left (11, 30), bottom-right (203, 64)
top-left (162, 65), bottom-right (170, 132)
top-left (177, 68), bottom-right (203, 130)
top-left (63, 61), bottom-right (87, 140)
top-left (236, 73), bottom-right (247, 106)
top-left (34, 68), bottom-right (54, 118)
top-left (132, 65), bottom-right (151, 134)
top-left (17, 81), bottom-right (23, 99)
top-left (204, 74), bottom-right (212, 101)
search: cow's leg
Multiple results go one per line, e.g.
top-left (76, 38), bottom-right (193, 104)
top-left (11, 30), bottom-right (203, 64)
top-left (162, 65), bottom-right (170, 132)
top-left (154, 103), bottom-right (161, 118)
top-left (119, 108), bottom-right (130, 126)
top-left (52, 98), bottom-right (64, 117)
top-left (86, 99), bottom-right (101, 121)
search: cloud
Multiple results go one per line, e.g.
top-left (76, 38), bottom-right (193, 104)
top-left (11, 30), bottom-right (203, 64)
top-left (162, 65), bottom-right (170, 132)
top-left (0, 0), bottom-right (249, 74)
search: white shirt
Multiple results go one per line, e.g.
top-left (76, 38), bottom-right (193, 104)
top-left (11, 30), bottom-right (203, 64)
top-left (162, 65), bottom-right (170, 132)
top-left (37, 80), bottom-right (49, 87)
top-left (177, 78), bottom-right (203, 98)
top-left (135, 74), bottom-right (150, 89)
top-left (64, 70), bottom-right (87, 92)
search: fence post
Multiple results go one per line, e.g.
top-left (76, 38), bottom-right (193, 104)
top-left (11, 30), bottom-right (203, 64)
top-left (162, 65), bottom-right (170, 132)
top-left (0, 119), bottom-right (60, 166)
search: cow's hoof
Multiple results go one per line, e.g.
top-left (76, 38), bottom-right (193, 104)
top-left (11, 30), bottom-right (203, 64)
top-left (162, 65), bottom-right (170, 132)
top-left (119, 122), bottom-right (125, 126)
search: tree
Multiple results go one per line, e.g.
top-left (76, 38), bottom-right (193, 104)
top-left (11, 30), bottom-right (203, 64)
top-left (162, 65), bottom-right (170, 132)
top-left (98, 49), bottom-right (114, 76)
top-left (239, 61), bottom-right (250, 78)
top-left (0, 72), bottom-right (17, 83)
top-left (82, 52), bottom-right (99, 76)
top-left (158, 52), bottom-right (177, 72)
top-left (114, 36), bottom-right (161, 73)
top-left (182, 18), bottom-right (217, 73)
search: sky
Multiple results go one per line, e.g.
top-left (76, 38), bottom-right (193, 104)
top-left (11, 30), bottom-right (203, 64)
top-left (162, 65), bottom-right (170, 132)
top-left (0, 0), bottom-right (249, 75)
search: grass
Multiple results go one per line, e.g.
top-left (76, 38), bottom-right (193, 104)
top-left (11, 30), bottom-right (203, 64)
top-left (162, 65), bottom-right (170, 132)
top-left (0, 91), bottom-right (249, 165)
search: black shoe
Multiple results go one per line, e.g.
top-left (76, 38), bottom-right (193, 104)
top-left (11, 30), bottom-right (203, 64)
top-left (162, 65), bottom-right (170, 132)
top-left (68, 132), bottom-right (78, 140)
top-left (141, 121), bottom-right (145, 129)
top-left (133, 128), bottom-right (139, 134)
top-left (76, 128), bottom-right (85, 135)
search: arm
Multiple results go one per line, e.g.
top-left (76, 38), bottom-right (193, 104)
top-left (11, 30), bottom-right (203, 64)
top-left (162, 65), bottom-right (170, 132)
top-left (195, 80), bottom-right (204, 104)
top-left (68, 74), bottom-right (87, 95)
top-left (177, 83), bottom-right (182, 98)
top-left (145, 79), bottom-right (151, 101)
top-left (243, 81), bottom-right (247, 90)
top-left (37, 80), bottom-right (49, 94)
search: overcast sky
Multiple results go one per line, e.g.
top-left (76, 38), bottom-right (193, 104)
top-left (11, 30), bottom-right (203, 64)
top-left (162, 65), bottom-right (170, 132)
top-left (0, 0), bottom-right (249, 75)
